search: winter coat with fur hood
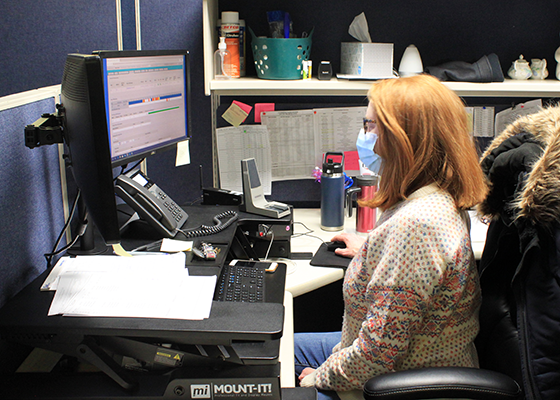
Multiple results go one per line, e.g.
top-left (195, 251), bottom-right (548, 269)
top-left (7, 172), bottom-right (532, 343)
top-left (477, 105), bottom-right (560, 400)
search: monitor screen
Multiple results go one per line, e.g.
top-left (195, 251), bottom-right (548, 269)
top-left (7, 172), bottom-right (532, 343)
top-left (60, 50), bottom-right (191, 246)
top-left (96, 50), bottom-right (191, 166)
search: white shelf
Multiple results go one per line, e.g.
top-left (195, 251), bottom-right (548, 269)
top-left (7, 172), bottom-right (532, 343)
top-left (443, 79), bottom-right (560, 97)
top-left (203, 0), bottom-right (560, 99)
top-left (209, 77), bottom-right (560, 98)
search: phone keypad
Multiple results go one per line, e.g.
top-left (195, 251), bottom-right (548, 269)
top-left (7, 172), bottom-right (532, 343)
top-left (165, 201), bottom-right (184, 222)
top-left (155, 189), bottom-right (185, 223)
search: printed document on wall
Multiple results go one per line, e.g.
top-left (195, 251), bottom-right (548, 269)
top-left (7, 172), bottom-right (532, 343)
top-left (495, 99), bottom-right (542, 135)
top-left (314, 107), bottom-right (366, 167)
top-left (216, 125), bottom-right (272, 194)
top-left (261, 110), bottom-right (316, 181)
top-left (465, 106), bottom-right (495, 137)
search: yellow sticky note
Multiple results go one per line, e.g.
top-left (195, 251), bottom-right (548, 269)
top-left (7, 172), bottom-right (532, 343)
top-left (222, 102), bottom-right (249, 127)
top-left (112, 243), bottom-right (132, 257)
top-left (176, 140), bottom-right (191, 166)
top-left (161, 238), bottom-right (193, 252)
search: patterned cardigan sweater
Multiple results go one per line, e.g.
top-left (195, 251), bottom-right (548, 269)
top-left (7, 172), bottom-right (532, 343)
top-left (313, 184), bottom-right (481, 391)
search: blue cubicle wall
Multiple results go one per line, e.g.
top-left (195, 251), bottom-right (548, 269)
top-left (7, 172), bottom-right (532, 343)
top-left (0, 1), bottom-right (210, 309)
top-left (138, 0), bottom-right (213, 205)
top-left (0, 0), bottom-right (118, 98)
top-left (0, 98), bottom-right (66, 308)
top-left (0, 1), bottom-right (119, 309)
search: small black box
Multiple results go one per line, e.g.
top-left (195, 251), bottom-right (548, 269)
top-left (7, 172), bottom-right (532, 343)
top-left (202, 187), bottom-right (243, 206)
top-left (318, 61), bottom-right (333, 80)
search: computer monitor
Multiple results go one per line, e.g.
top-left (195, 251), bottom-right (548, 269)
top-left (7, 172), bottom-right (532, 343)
top-left (60, 50), bottom-right (191, 246)
top-left (95, 50), bottom-right (191, 167)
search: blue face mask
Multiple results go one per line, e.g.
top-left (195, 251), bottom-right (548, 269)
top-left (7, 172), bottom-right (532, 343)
top-left (356, 128), bottom-right (383, 175)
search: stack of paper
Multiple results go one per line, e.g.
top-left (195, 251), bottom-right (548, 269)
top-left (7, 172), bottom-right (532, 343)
top-left (44, 253), bottom-right (216, 320)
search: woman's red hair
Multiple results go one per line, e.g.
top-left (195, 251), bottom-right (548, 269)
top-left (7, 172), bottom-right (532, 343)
top-left (363, 74), bottom-right (488, 210)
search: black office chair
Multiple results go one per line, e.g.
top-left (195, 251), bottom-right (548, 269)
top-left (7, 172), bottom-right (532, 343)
top-left (363, 127), bottom-right (560, 400)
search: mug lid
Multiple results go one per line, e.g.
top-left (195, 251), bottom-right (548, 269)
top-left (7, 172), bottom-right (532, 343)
top-left (356, 175), bottom-right (378, 186)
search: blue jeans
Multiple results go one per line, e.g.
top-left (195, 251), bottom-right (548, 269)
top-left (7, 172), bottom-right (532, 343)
top-left (294, 332), bottom-right (342, 400)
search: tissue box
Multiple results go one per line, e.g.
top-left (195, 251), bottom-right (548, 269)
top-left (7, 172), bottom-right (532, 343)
top-left (340, 42), bottom-right (394, 78)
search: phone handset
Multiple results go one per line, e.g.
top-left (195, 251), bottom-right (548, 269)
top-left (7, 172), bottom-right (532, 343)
top-left (115, 169), bottom-right (188, 238)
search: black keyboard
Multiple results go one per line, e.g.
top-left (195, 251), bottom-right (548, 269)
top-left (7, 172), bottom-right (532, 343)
top-left (214, 263), bottom-right (265, 302)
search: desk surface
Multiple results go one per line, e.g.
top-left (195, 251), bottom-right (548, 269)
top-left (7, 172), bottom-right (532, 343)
top-left (0, 205), bottom-right (291, 390)
top-left (284, 208), bottom-right (488, 297)
top-left (0, 206), bottom-right (487, 391)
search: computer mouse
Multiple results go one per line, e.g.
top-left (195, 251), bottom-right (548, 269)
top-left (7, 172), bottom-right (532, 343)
top-left (326, 241), bottom-right (346, 252)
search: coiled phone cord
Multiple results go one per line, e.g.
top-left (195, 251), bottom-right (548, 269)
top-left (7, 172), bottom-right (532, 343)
top-left (177, 210), bottom-right (238, 238)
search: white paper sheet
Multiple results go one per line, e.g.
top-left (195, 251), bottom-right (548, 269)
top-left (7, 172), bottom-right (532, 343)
top-left (216, 125), bottom-right (273, 194)
top-left (48, 268), bottom-right (216, 320)
top-left (466, 106), bottom-right (495, 137)
top-left (42, 252), bottom-right (187, 291)
top-left (313, 107), bottom-right (367, 167)
top-left (261, 110), bottom-right (316, 180)
top-left (216, 107), bottom-right (368, 185)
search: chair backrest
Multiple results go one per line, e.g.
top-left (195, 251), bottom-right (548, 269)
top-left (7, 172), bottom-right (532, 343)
top-left (475, 217), bottom-right (523, 391)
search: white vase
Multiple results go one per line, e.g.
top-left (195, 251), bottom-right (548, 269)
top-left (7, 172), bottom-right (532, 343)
top-left (398, 45), bottom-right (423, 77)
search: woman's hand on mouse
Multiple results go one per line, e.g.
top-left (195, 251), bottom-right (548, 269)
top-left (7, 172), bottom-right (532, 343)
top-left (330, 233), bottom-right (365, 258)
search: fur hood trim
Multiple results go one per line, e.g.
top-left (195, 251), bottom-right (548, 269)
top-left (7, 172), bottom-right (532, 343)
top-left (478, 105), bottom-right (560, 226)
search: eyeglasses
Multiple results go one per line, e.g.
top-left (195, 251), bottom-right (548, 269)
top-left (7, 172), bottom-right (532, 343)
top-left (363, 118), bottom-right (377, 133)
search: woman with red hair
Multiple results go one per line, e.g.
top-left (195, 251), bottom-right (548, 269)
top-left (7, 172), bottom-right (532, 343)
top-left (295, 75), bottom-right (488, 400)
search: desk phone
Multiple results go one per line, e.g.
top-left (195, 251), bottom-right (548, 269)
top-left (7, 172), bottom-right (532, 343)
top-left (115, 168), bottom-right (188, 238)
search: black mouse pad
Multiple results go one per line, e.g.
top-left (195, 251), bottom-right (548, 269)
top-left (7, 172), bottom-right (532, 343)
top-left (310, 243), bottom-right (352, 269)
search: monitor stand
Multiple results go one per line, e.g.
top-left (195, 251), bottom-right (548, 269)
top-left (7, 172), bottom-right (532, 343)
top-left (67, 196), bottom-right (112, 256)
top-left (1, 333), bottom-right (286, 398)
top-left (1, 363), bottom-right (286, 399)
